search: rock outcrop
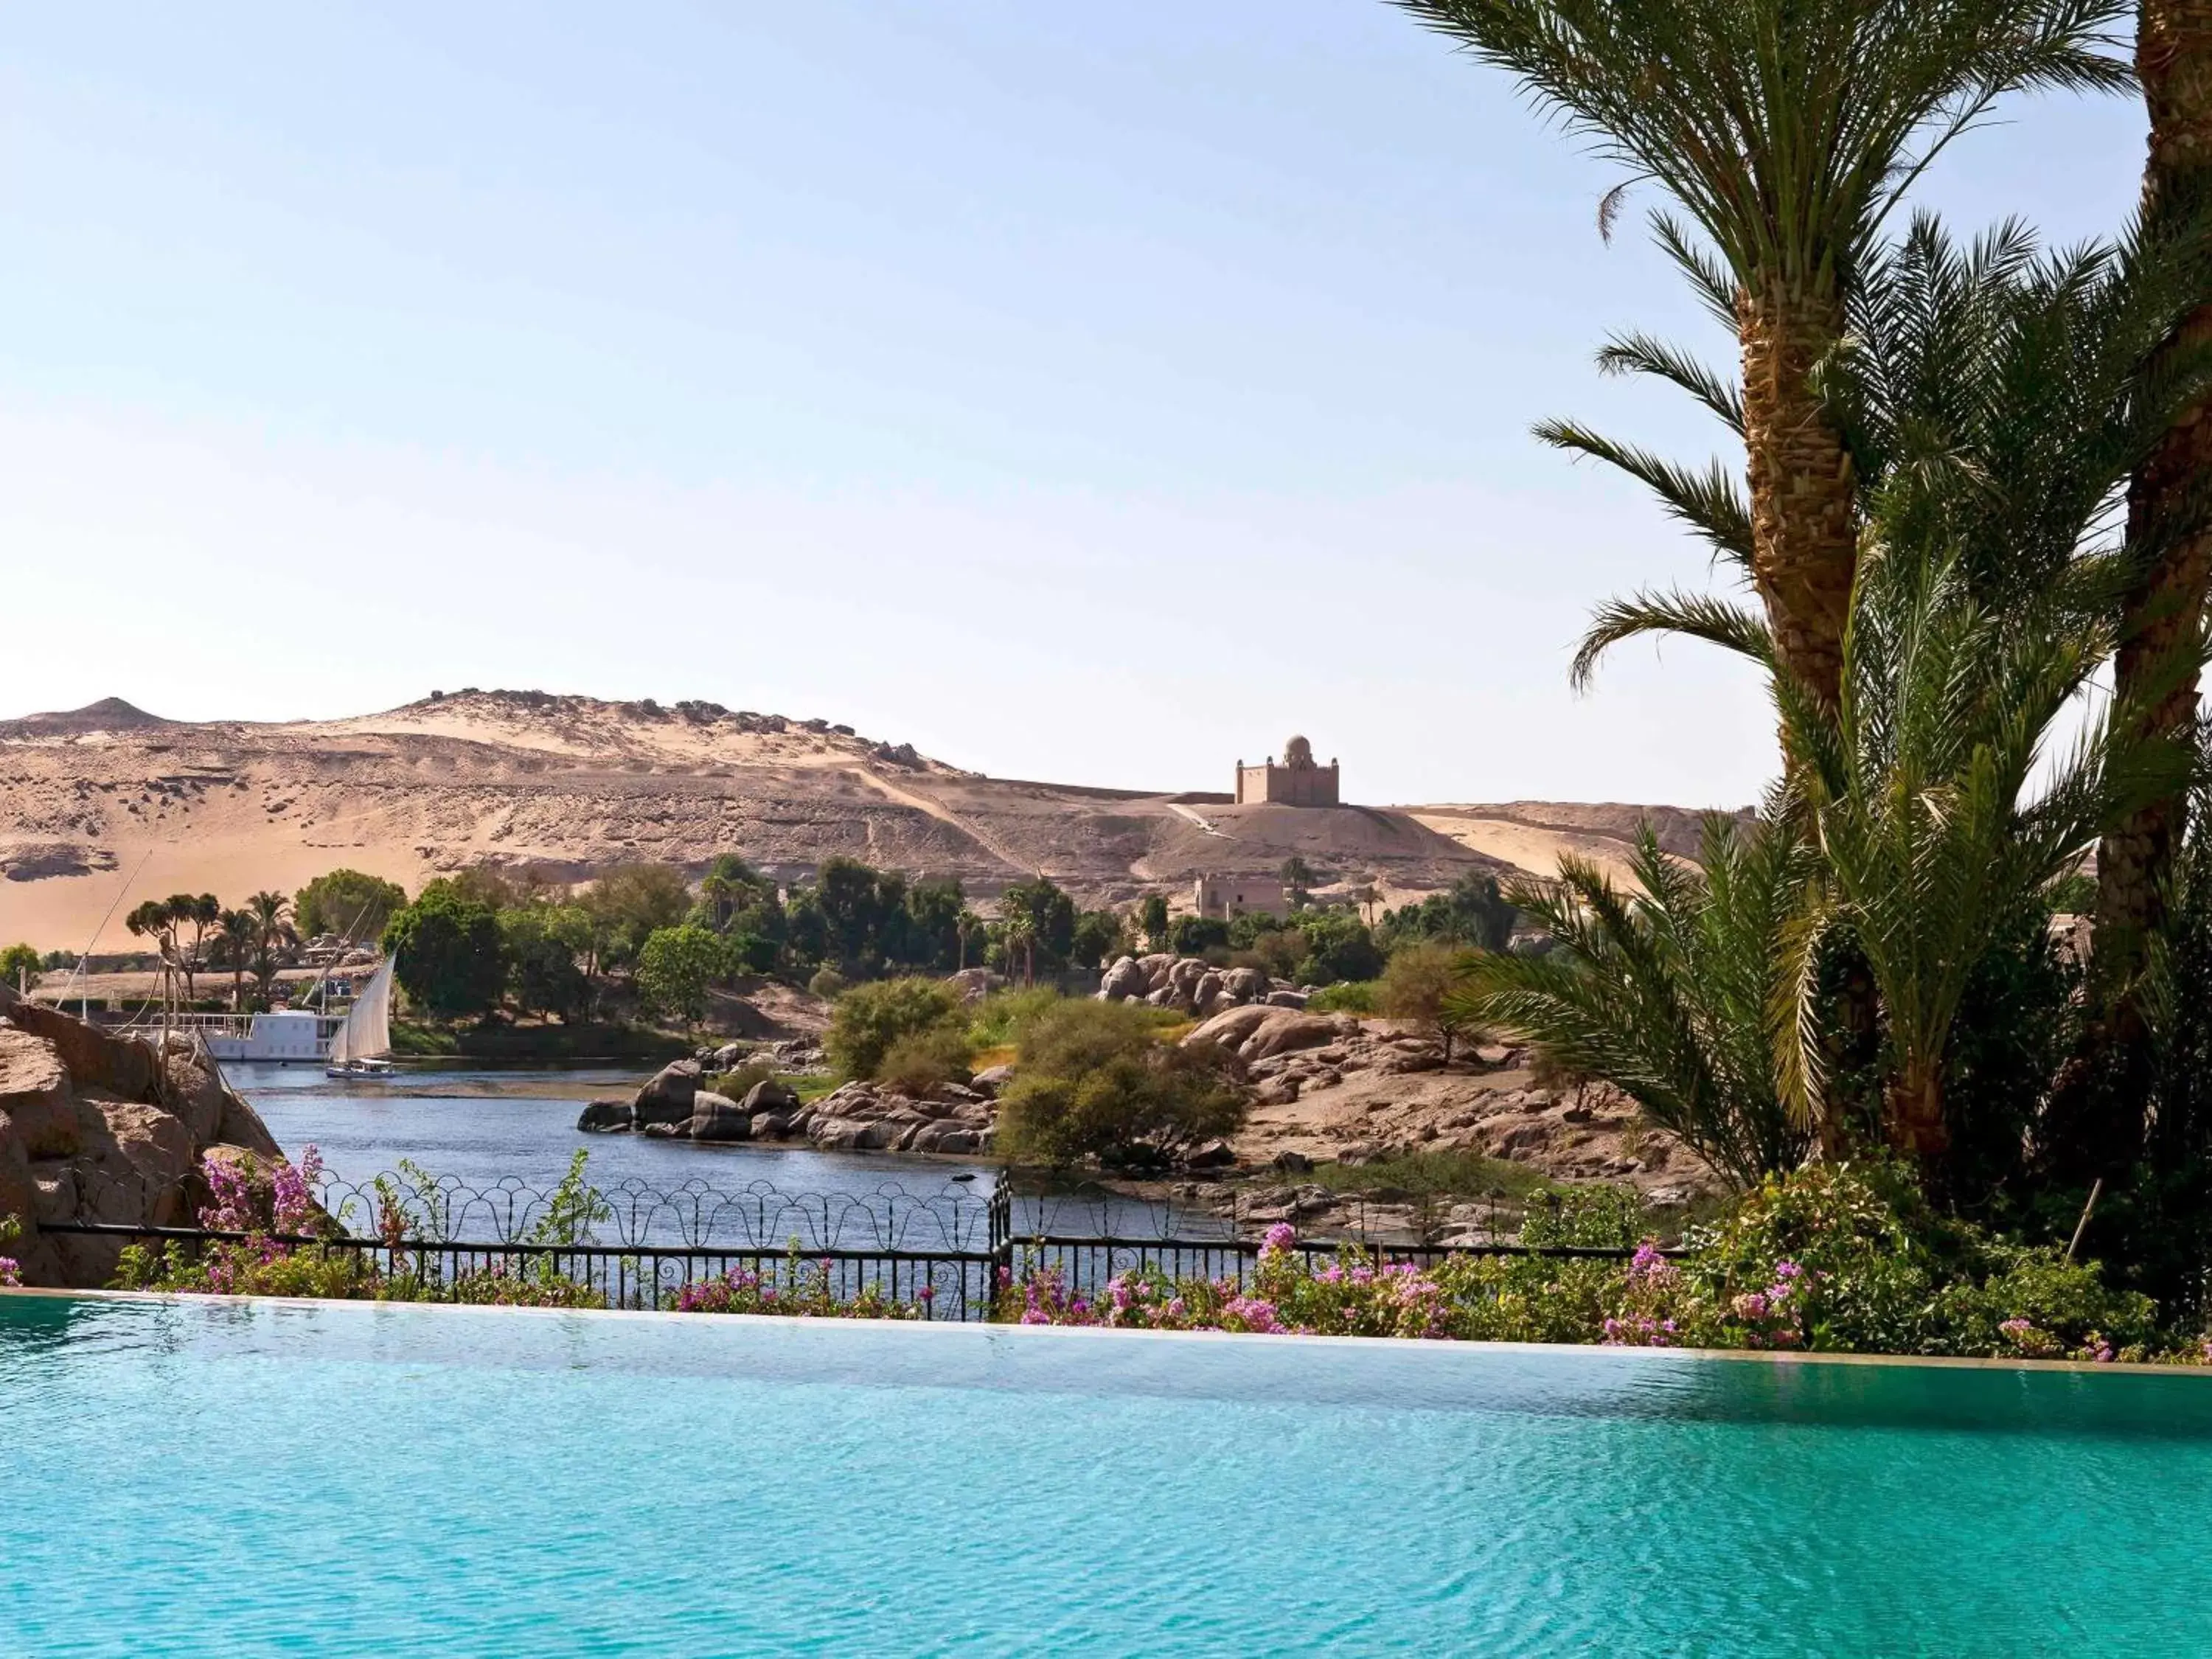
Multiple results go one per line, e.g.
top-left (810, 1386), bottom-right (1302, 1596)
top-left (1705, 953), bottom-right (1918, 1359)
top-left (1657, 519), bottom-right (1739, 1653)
top-left (0, 991), bottom-right (286, 1287)
top-left (1096, 954), bottom-right (1306, 1015)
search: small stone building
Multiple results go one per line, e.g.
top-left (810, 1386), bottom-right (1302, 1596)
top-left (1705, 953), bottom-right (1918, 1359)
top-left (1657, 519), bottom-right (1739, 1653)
top-left (1235, 735), bottom-right (1340, 807)
top-left (1193, 874), bottom-right (1292, 922)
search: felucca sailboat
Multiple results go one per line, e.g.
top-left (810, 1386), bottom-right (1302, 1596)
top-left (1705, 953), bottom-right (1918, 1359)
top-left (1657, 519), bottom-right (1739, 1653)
top-left (326, 953), bottom-right (398, 1078)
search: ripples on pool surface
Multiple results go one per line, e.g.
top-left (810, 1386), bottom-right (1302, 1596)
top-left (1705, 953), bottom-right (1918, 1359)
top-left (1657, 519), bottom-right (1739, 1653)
top-left (3, 1296), bottom-right (2208, 1657)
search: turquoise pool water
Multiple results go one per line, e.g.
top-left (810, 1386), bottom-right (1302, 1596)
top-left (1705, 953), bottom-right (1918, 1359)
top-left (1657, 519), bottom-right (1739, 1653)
top-left (4, 1296), bottom-right (2208, 1657)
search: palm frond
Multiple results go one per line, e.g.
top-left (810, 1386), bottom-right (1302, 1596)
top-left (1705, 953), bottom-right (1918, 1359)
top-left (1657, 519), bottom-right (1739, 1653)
top-left (1571, 589), bottom-right (1773, 690)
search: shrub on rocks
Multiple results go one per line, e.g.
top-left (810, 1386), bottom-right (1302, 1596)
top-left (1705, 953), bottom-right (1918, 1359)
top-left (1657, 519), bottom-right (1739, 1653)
top-left (824, 976), bottom-right (967, 1080)
top-left (878, 1025), bottom-right (975, 1096)
top-left (997, 999), bottom-right (1245, 1169)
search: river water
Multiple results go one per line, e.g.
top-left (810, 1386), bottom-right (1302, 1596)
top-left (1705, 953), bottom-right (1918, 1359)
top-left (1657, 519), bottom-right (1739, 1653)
top-left (226, 1062), bottom-right (1194, 1245)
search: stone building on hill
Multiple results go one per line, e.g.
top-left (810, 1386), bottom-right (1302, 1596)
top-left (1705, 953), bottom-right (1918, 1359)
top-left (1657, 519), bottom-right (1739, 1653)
top-left (1235, 735), bottom-right (1339, 807)
top-left (1192, 873), bottom-right (1293, 922)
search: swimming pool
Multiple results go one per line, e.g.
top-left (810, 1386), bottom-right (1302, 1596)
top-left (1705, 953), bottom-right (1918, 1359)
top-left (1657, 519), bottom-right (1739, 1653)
top-left (4, 1295), bottom-right (2206, 1656)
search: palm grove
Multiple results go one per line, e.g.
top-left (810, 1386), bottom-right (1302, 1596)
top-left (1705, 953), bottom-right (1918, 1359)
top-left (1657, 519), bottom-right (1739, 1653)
top-left (1393, 0), bottom-right (2212, 1319)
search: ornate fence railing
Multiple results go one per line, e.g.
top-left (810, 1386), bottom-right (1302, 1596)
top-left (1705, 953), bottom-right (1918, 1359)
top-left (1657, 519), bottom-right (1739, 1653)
top-left (41, 1173), bottom-right (1666, 1319)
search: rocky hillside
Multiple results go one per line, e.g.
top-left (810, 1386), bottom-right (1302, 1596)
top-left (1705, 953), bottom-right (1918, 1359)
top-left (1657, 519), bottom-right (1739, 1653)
top-left (0, 690), bottom-right (1736, 948)
top-left (0, 991), bottom-right (287, 1286)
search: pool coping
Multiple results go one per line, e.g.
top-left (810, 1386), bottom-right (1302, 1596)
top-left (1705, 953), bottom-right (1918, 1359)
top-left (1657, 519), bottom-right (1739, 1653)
top-left (6, 1286), bottom-right (2208, 1378)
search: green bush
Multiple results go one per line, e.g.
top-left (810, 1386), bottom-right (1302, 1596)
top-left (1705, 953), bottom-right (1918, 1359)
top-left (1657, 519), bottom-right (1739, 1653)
top-left (807, 967), bottom-right (849, 1000)
top-left (1306, 981), bottom-right (1377, 1014)
top-left (1520, 1183), bottom-right (1650, 1250)
top-left (824, 975), bottom-right (966, 1079)
top-left (966, 985), bottom-right (1064, 1051)
top-left (878, 1025), bottom-right (975, 1095)
top-left (996, 999), bottom-right (1245, 1167)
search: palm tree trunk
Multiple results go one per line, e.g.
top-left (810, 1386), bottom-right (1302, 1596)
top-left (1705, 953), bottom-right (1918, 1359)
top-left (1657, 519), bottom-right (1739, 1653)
top-left (2084, 0), bottom-right (2212, 1170)
top-left (1888, 1063), bottom-right (1949, 1165)
top-left (1739, 279), bottom-right (1858, 712)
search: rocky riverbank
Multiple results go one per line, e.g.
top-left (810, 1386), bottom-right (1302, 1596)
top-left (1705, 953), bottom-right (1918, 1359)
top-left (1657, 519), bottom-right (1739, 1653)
top-left (576, 984), bottom-right (1721, 1216)
top-left (578, 1048), bottom-right (1001, 1158)
top-left (0, 990), bottom-right (288, 1287)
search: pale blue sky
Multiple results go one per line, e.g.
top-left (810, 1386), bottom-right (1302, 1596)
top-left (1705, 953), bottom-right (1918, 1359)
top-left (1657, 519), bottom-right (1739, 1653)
top-left (0, 3), bottom-right (2148, 804)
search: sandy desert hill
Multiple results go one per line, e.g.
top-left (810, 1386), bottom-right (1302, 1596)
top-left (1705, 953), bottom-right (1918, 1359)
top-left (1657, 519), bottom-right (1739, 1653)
top-left (0, 691), bottom-right (1738, 950)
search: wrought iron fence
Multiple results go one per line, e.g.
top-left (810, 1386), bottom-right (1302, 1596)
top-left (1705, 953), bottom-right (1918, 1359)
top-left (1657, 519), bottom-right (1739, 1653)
top-left (41, 1172), bottom-right (1666, 1320)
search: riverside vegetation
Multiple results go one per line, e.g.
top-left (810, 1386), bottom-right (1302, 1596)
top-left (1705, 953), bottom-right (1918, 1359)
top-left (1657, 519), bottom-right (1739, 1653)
top-left (106, 1142), bottom-right (2210, 1363)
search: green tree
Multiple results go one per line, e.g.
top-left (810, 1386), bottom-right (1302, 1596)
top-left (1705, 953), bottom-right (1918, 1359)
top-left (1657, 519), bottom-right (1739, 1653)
top-left (383, 881), bottom-right (504, 1021)
top-left (633, 925), bottom-right (726, 1029)
top-left (168, 894), bottom-right (219, 1002)
top-left (2096, 0), bottom-right (2212, 1119)
top-left (1773, 549), bottom-right (2185, 1180)
top-left (1292, 911), bottom-right (1384, 987)
top-left (1279, 856), bottom-right (1315, 910)
top-left (211, 908), bottom-right (256, 1011)
top-left (1380, 874), bottom-right (1519, 952)
top-left (1573, 214), bottom-right (2212, 1179)
top-left (900, 877), bottom-right (967, 971)
top-left (1380, 942), bottom-right (1485, 1062)
top-left (1398, 0), bottom-right (2130, 712)
top-left (0, 942), bottom-right (39, 991)
top-left (823, 976), bottom-right (967, 1079)
top-left (295, 869), bottom-right (408, 942)
top-left (1138, 892), bottom-right (1170, 950)
top-left (502, 904), bottom-right (594, 1021)
top-left (246, 891), bottom-right (299, 1005)
top-left (124, 898), bottom-right (179, 997)
top-left (583, 863), bottom-right (692, 970)
top-left (998, 876), bottom-right (1077, 983)
top-left (697, 855), bottom-right (771, 930)
top-left (1068, 908), bottom-right (1127, 970)
top-left (1165, 914), bottom-right (1231, 957)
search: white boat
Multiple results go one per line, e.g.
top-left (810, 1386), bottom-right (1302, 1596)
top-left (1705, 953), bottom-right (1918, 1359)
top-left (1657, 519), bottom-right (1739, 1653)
top-left (325, 954), bottom-right (399, 1079)
top-left (202, 1009), bottom-right (343, 1063)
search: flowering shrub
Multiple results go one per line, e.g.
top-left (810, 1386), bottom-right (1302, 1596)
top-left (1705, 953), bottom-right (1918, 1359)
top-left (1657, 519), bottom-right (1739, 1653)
top-left (670, 1248), bottom-right (929, 1320)
top-left (1592, 1164), bottom-right (2160, 1360)
top-left (1598, 1242), bottom-right (1812, 1349)
top-left (201, 1145), bottom-right (326, 1237)
top-left (1000, 1225), bottom-right (1482, 1340)
top-left (111, 1147), bottom-right (605, 1309)
top-left (0, 1212), bottom-right (24, 1287)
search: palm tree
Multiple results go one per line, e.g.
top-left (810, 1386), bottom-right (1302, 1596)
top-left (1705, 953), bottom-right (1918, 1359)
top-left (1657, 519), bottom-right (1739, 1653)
top-left (246, 890), bottom-right (297, 1006)
top-left (1456, 810), bottom-right (1813, 1188)
top-left (1771, 546), bottom-right (2189, 1175)
top-left (213, 908), bottom-right (255, 1012)
top-left (1396, 0), bottom-right (2131, 710)
top-left (1564, 214), bottom-right (2212, 1172)
top-left (2093, 0), bottom-right (2212, 1111)
top-left (164, 892), bottom-right (219, 1003)
top-left (125, 897), bottom-right (181, 1006)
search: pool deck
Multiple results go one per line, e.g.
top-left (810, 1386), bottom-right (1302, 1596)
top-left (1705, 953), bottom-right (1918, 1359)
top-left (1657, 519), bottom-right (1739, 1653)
top-left (7, 1284), bottom-right (2208, 1377)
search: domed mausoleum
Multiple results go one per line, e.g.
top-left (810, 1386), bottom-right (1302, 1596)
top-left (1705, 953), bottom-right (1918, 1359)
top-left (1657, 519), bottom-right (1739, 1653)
top-left (1234, 735), bottom-right (1340, 807)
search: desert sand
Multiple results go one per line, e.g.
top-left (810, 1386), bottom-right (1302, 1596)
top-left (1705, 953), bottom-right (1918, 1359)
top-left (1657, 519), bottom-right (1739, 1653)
top-left (0, 692), bottom-right (1729, 950)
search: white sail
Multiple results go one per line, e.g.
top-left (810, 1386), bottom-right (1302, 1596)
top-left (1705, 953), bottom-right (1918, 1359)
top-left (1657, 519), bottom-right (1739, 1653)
top-left (331, 955), bottom-right (395, 1065)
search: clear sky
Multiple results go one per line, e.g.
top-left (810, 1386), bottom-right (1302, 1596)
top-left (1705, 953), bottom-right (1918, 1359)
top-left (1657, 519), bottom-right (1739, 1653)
top-left (0, 3), bottom-right (2150, 805)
